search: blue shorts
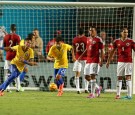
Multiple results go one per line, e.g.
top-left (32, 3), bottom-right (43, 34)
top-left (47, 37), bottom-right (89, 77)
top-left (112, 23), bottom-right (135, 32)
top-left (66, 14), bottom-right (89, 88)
top-left (54, 68), bottom-right (66, 78)
top-left (9, 64), bottom-right (20, 77)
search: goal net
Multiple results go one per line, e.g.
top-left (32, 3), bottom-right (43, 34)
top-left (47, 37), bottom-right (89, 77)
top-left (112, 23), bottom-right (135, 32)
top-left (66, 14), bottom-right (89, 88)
top-left (0, 1), bottom-right (135, 93)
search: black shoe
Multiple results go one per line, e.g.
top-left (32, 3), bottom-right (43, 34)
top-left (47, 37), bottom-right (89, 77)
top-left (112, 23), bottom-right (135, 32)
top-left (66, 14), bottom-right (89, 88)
top-left (16, 90), bottom-right (20, 92)
top-left (77, 91), bottom-right (81, 94)
top-left (85, 90), bottom-right (89, 93)
top-left (7, 89), bottom-right (12, 93)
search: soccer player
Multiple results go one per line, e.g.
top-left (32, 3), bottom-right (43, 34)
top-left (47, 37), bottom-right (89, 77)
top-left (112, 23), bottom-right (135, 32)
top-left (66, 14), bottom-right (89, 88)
top-left (87, 27), bottom-right (103, 97)
top-left (47, 36), bottom-right (75, 96)
top-left (106, 28), bottom-right (135, 99)
top-left (85, 26), bottom-right (104, 98)
top-left (3, 24), bottom-right (21, 92)
top-left (0, 37), bottom-right (37, 96)
top-left (72, 27), bottom-right (89, 94)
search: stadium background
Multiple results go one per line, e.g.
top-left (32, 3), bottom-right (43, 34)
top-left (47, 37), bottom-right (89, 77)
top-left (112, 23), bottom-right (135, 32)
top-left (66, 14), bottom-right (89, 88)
top-left (0, 0), bottom-right (134, 90)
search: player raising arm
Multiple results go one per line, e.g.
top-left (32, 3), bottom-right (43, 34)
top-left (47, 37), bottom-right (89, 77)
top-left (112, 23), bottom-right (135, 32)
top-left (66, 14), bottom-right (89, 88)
top-left (47, 36), bottom-right (75, 96)
top-left (106, 28), bottom-right (135, 99)
top-left (0, 37), bottom-right (37, 96)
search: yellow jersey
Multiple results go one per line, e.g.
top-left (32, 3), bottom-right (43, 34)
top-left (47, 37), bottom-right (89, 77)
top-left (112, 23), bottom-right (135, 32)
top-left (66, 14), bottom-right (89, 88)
top-left (10, 45), bottom-right (34, 72)
top-left (20, 39), bottom-right (25, 46)
top-left (48, 43), bottom-right (72, 69)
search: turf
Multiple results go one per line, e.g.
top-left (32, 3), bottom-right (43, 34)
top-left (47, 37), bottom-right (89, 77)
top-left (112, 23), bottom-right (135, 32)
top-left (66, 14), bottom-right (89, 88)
top-left (0, 91), bottom-right (135, 115)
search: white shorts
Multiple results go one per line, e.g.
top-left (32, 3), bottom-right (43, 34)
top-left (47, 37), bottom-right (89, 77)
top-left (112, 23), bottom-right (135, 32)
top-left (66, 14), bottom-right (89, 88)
top-left (84, 63), bottom-right (98, 75)
top-left (73, 60), bottom-right (86, 72)
top-left (117, 62), bottom-right (132, 76)
top-left (0, 40), bottom-right (3, 47)
top-left (4, 60), bottom-right (11, 70)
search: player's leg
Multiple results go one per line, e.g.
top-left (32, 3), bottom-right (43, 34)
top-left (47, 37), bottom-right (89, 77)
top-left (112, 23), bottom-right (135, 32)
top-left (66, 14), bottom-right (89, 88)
top-left (115, 62), bottom-right (124, 99)
top-left (54, 69), bottom-right (60, 88)
top-left (0, 65), bottom-right (20, 96)
top-left (16, 67), bottom-right (28, 92)
top-left (73, 60), bottom-right (81, 94)
top-left (55, 68), bottom-right (66, 96)
top-left (4, 60), bottom-right (11, 92)
top-left (86, 63), bottom-right (98, 98)
top-left (83, 61), bottom-right (89, 93)
top-left (122, 63), bottom-right (132, 99)
top-left (95, 64), bottom-right (102, 97)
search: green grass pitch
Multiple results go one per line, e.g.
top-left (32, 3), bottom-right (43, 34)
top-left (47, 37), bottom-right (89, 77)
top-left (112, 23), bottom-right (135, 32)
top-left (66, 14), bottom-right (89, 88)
top-left (0, 91), bottom-right (135, 115)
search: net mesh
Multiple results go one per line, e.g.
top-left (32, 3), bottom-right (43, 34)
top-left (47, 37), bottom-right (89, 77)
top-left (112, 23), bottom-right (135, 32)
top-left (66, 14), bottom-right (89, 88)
top-left (0, 3), bottom-right (134, 91)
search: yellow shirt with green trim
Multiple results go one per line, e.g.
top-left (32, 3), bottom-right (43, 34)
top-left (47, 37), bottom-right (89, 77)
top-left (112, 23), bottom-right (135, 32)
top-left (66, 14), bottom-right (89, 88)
top-left (48, 43), bottom-right (72, 69)
top-left (10, 45), bottom-right (34, 72)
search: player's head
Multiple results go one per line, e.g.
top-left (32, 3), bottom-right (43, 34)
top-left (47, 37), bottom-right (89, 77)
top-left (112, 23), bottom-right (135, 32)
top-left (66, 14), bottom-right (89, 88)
top-left (55, 36), bottom-right (63, 43)
top-left (78, 27), bottom-right (84, 36)
top-left (89, 26), bottom-right (97, 37)
top-left (27, 33), bottom-right (35, 41)
top-left (55, 36), bottom-right (63, 48)
top-left (54, 30), bottom-right (62, 38)
top-left (10, 24), bottom-right (16, 32)
top-left (120, 27), bottom-right (128, 38)
top-left (24, 37), bottom-right (32, 48)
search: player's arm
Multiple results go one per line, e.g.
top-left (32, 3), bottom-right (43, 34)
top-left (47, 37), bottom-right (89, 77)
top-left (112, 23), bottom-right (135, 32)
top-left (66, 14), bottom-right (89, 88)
top-left (0, 47), bottom-right (12, 51)
top-left (106, 48), bottom-right (116, 68)
top-left (99, 49), bottom-right (104, 67)
top-left (47, 55), bottom-right (55, 61)
top-left (47, 47), bottom-right (55, 61)
top-left (71, 46), bottom-right (76, 62)
top-left (20, 58), bottom-right (37, 66)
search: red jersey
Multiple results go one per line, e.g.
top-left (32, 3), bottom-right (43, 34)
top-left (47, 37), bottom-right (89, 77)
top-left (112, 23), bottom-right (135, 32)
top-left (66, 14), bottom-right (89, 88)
top-left (46, 38), bottom-right (56, 53)
top-left (72, 35), bottom-right (87, 60)
top-left (4, 33), bottom-right (21, 60)
top-left (86, 36), bottom-right (103, 63)
top-left (113, 38), bottom-right (135, 63)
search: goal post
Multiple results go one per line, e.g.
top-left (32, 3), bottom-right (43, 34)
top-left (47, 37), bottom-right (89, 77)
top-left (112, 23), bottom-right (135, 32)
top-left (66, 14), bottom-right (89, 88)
top-left (0, 1), bottom-right (135, 94)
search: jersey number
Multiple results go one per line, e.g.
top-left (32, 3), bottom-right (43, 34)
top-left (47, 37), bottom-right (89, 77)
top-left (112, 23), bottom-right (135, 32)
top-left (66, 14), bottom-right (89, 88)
top-left (9, 40), bottom-right (13, 47)
top-left (122, 47), bottom-right (124, 51)
top-left (75, 43), bottom-right (85, 52)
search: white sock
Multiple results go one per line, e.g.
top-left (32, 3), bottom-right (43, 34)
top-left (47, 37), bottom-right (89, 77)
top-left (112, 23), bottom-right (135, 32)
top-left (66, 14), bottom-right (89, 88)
top-left (84, 78), bottom-right (89, 91)
top-left (90, 80), bottom-right (93, 93)
top-left (75, 77), bottom-right (80, 91)
top-left (92, 79), bottom-right (96, 95)
top-left (95, 83), bottom-right (99, 89)
top-left (126, 80), bottom-right (132, 97)
top-left (116, 80), bottom-right (122, 96)
top-left (16, 77), bottom-right (20, 91)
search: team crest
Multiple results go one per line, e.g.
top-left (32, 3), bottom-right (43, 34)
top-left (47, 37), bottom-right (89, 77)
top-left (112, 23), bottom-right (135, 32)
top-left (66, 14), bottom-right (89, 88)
top-left (25, 53), bottom-right (29, 57)
top-left (126, 43), bottom-right (130, 46)
top-left (118, 44), bottom-right (120, 46)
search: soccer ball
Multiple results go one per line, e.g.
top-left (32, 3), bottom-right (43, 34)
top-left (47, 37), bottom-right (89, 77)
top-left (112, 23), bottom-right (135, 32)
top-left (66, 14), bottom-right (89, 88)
top-left (49, 83), bottom-right (57, 91)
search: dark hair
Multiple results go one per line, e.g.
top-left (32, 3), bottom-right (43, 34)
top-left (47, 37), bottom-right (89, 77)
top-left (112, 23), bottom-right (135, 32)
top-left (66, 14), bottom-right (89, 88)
top-left (10, 24), bottom-right (16, 31)
top-left (78, 27), bottom-right (84, 35)
top-left (55, 36), bottom-right (63, 42)
top-left (89, 26), bottom-right (97, 31)
top-left (27, 33), bottom-right (35, 39)
top-left (120, 27), bottom-right (128, 33)
top-left (25, 37), bottom-right (32, 41)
